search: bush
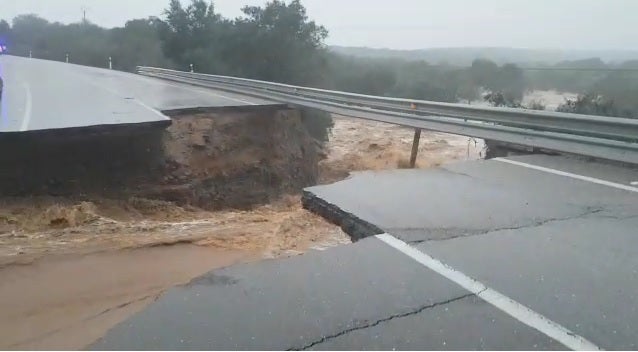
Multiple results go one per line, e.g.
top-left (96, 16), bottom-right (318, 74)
top-left (483, 91), bottom-right (522, 108)
top-left (526, 100), bottom-right (546, 110)
top-left (299, 108), bottom-right (333, 142)
top-left (556, 94), bottom-right (629, 117)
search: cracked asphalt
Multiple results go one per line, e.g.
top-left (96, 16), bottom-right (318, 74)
top-left (91, 154), bottom-right (638, 350)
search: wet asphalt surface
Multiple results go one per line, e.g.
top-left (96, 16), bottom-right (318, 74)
top-left (90, 237), bottom-right (563, 351)
top-left (0, 55), bottom-right (270, 132)
top-left (92, 154), bottom-right (638, 350)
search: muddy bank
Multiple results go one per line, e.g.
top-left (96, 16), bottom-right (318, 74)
top-left (152, 108), bottom-right (319, 208)
top-left (0, 107), bottom-right (319, 210)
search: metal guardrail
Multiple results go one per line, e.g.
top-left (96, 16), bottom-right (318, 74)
top-left (137, 66), bottom-right (638, 165)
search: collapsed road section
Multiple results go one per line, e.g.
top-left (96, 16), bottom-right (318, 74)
top-left (0, 104), bottom-right (349, 350)
top-left (0, 54), bottom-right (488, 349)
top-left (0, 107), bottom-right (488, 350)
top-left (0, 105), bottom-right (319, 207)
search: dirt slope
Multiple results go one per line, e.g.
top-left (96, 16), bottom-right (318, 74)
top-left (152, 109), bottom-right (319, 208)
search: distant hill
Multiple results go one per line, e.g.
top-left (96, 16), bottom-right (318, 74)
top-left (328, 46), bottom-right (638, 66)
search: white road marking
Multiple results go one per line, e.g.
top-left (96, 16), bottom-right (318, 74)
top-left (160, 79), bottom-right (258, 106)
top-left (376, 233), bottom-right (602, 351)
top-left (494, 157), bottom-right (638, 193)
top-left (127, 98), bottom-right (170, 121)
top-left (76, 71), bottom-right (257, 122)
top-left (130, 72), bottom-right (258, 105)
top-left (75, 75), bottom-right (170, 121)
top-left (20, 81), bottom-right (32, 131)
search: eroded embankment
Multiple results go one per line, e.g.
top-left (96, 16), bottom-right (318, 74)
top-left (0, 106), bottom-right (350, 350)
top-left (0, 106), bottom-right (347, 262)
top-left (149, 107), bottom-right (319, 208)
top-left (0, 109), bottom-right (484, 350)
top-left (0, 106), bottom-right (319, 208)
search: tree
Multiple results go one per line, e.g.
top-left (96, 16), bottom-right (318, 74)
top-left (496, 63), bottom-right (526, 102)
top-left (483, 91), bottom-right (522, 108)
top-left (10, 15), bottom-right (51, 57)
top-left (158, 0), bottom-right (224, 72)
top-left (589, 72), bottom-right (638, 118)
top-left (456, 77), bottom-right (480, 103)
top-left (109, 18), bottom-right (173, 71)
top-left (469, 59), bottom-right (525, 103)
top-left (230, 0), bottom-right (329, 85)
top-left (526, 100), bottom-right (546, 110)
top-left (0, 19), bottom-right (10, 36)
top-left (469, 59), bottom-right (499, 89)
top-left (556, 94), bottom-right (627, 117)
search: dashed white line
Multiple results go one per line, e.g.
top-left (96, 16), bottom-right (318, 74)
top-left (376, 233), bottom-right (602, 351)
top-left (494, 157), bottom-right (638, 194)
top-left (20, 81), bottom-right (32, 131)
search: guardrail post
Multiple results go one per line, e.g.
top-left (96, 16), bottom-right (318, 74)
top-left (65, 53), bottom-right (69, 63)
top-left (108, 57), bottom-right (112, 70)
top-left (29, 50), bottom-right (32, 58)
top-left (409, 128), bottom-right (422, 168)
top-left (190, 64), bottom-right (194, 73)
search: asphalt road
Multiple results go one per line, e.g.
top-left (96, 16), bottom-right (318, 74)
top-left (0, 55), bottom-right (270, 132)
top-left (92, 154), bottom-right (638, 350)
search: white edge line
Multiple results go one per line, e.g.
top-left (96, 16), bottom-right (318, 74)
top-left (135, 73), bottom-right (258, 106)
top-left (376, 233), bottom-right (602, 351)
top-left (20, 81), bottom-right (32, 131)
top-left (493, 157), bottom-right (638, 193)
top-left (132, 99), bottom-right (170, 121)
top-left (76, 75), bottom-right (170, 120)
top-left (78, 72), bottom-right (256, 117)
top-left (161, 80), bottom-right (258, 106)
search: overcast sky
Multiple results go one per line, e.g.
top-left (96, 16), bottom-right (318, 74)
top-left (1, 0), bottom-right (636, 50)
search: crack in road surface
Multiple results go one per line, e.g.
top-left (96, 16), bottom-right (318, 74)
top-left (288, 293), bottom-right (476, 351)
top-left (403, 208), bottom-right (607, 245)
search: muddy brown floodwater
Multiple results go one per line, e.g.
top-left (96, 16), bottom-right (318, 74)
top-left (319, 115), bottom-right (484, 183)
top-left (0, 113), bottom-right (483, 350)
top-left (0, 245), bottom-right (248, 350)
top-left (0, 196), bottom-right (350, 350)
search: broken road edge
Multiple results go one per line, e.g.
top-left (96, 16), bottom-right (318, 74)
top-left (302, 190), bottom-right (383, 242)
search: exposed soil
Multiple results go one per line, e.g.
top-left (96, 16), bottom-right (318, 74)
top-left (0, 107), bottom-right (318, 208)
top-left (150, 109), bottom-right (319, 208)
top-left (0, 108), bottom-right (482, 350)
